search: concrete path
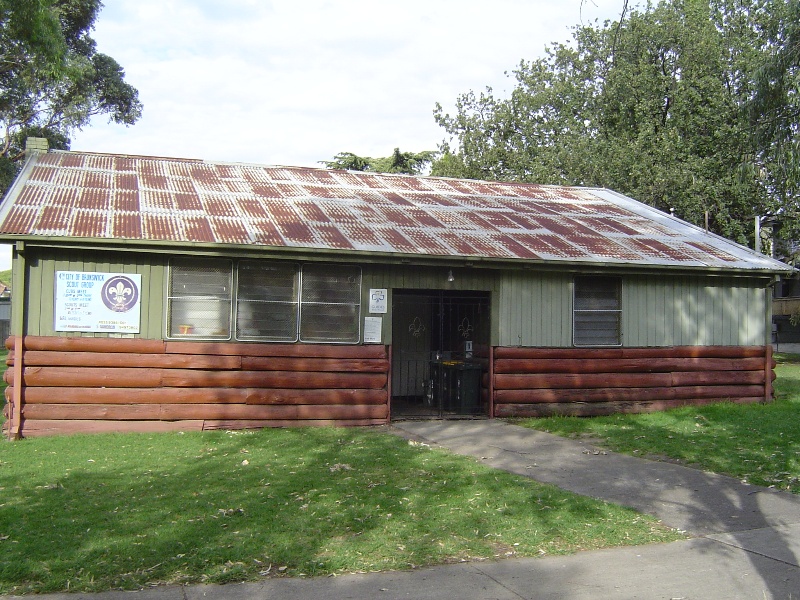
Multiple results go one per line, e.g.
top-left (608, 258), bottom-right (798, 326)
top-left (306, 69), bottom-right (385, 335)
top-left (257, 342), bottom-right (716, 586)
top-left (5, 420), bottom-right (800, 599)
top-left (390, 420), bottom-right (800, 598)
top-left (393, 420), bottom-right (800, 537)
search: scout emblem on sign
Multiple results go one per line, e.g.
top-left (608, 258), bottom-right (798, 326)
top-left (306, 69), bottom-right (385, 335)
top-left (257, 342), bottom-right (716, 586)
top-left (101, 275), bottom-right (140, 312)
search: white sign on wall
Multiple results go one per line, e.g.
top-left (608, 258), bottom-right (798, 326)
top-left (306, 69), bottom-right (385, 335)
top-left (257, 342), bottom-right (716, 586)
top-left (369, 288), bottom-right (388, 314)
top-left (55, 271), bottom-right (142, 333)
top-left (363, 317), bottom-right (383, 343)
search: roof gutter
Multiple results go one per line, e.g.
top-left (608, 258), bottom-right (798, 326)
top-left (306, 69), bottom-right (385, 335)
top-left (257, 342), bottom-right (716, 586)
top-left (2, 235), bottom-right (793, 279)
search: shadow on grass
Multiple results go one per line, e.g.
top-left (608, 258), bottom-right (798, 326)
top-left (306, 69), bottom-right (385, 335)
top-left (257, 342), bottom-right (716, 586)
top-left (0, 427), bottom-right (660, 594)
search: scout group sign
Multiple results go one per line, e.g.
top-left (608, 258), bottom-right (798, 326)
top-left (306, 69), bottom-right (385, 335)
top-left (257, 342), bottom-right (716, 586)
top-left (55, 271), bottom-right (142, 333)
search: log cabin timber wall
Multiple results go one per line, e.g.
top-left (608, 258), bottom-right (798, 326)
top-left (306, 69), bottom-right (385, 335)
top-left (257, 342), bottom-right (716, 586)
top-left (3, 336), bottom-right (389, 437)
top-left (492, 345), bottom-right (775, 417)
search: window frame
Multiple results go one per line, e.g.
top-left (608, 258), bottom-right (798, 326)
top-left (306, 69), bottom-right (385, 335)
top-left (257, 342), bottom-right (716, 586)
top-left (235, 260), bottom-right (300, 342)
top-left (572, 275), bottom-right (622, 347)
top-left (165, 258), bottom-right (362, 344)
top-left (298, 263), bottom-right (362, 344)
top-left (165, 257), bottom-right (234, 340)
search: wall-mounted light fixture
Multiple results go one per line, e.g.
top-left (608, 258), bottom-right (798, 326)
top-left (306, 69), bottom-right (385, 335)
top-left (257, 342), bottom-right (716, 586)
top-left (447, 269), bottom-right (455, 282)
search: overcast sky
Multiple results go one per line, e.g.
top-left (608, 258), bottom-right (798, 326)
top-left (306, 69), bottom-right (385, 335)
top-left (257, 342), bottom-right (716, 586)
top-left (1, 0), bottom-right (626, 271)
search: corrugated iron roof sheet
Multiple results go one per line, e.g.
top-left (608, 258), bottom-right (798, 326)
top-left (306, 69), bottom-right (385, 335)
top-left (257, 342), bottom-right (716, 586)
top-left (0, 150), bottom-right (791, 273)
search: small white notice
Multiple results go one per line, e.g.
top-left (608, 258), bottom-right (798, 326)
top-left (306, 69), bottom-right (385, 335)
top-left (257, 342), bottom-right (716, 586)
top-left (363, 317), bottom-right (383, 343)
top-left (369, 288), bottom-right (388, 314)
top-left (55, 271), bottom-right (142, 333)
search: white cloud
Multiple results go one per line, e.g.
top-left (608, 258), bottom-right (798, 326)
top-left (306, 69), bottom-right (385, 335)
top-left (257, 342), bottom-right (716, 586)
top-left (71, 0), bottom-right (625, 166)
top-left (3, 1), bottom-right (625, 272)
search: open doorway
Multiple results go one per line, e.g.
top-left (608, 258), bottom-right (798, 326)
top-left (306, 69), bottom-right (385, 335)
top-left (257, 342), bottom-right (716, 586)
top-left (391, 290), bottom-right (490, 419)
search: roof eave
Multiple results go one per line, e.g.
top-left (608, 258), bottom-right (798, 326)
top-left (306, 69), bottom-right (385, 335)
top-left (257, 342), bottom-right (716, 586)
top-left (0, 151), bottom-right (40, 223)
top-left (2, 234), bottom-right (793, 278)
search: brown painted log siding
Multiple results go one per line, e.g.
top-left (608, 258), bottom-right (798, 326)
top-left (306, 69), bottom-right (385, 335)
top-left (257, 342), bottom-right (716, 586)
top-left (492, 345), bottom-right (775, 417)
top-left (2, 337), bottom-right (776, 434)
top-left (3, 336), bottom-right (390, 437)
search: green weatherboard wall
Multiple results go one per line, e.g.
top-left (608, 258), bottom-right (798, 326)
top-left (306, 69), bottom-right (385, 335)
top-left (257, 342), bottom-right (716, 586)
top-left (20, 248), bottom-right (166, 339)
top-left (16, 247), bottom-right (771, 347)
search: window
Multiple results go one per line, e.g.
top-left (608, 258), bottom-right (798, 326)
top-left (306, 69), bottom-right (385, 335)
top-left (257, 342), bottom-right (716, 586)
top-left (166, 259), bottom-right (361, 343)
top-left (573, 276), bottom-right (621, 346)
top-left (167, 258), bottom-right (233, 339)
top-left (300, 264), bottom-right (362, 343)
top-left (236, 261), bottom-right (298, 341)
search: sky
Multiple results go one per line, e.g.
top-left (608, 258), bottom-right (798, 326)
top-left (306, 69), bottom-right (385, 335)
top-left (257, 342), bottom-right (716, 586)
top-left (1, 0), bottom-right (626, 271)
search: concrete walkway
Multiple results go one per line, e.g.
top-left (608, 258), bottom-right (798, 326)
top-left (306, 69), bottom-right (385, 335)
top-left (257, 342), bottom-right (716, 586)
top-left (393, 420), bottom-right (800, 537)
top-left (5, 420), bottom-right (800, 599)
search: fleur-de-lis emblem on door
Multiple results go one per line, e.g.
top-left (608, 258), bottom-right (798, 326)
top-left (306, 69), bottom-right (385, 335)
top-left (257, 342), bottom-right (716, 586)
top-left (409, 317), bottom-right (425, 338)
top-left (458, 317), bottom-right (473, 338)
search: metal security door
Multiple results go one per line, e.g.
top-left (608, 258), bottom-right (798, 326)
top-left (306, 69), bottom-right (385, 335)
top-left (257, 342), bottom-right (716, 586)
top-left (391, 291), bottom-right (489, 419)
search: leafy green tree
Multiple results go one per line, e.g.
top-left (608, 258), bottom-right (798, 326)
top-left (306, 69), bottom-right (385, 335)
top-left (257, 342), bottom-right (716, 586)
top-left (433, 0), bottom-right (779, 245)
top-left (323, 151), bottom-right (373, 172)
top-left (429, 148), bottom-right (483, 179)
top-left (323, 148), bottom-right (436, 175)
top-left (746, 0), bottom-right (800, 255)
top-left (0, 0), bottom-right (142, 194)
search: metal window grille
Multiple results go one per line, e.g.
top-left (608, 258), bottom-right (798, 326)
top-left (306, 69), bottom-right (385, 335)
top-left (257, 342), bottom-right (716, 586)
top-left (167, 258), bottom-right (233, 339)
top-left (235, 260), bottom-right (299, 341)
top-left (573, 276), bottom-right (621, 346)
top-left (299, 264), bottom-right (361, 343)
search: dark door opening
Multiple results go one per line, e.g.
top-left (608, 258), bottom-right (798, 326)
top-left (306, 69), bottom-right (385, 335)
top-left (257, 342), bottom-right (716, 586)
top-left (391, 290), bottom-right (490, 419)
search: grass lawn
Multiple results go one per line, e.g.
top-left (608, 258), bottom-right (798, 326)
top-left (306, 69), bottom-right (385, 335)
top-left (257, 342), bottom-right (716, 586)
top-left (514, 353), bottom-right (800, 494)
top-left (0, 426), bottom-right (681, 594)
top-left (5, 351), bottom-right (795, 594)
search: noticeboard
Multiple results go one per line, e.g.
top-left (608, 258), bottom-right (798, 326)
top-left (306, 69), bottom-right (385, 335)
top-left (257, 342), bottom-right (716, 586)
top-left (363, 316), bottom-right (383, 343)
top-left (55, 271), bottom-right (142, 333)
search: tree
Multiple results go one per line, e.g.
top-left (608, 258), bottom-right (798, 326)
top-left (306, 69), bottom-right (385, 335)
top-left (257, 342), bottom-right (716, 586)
top-left (746, 0), bottom-right (800, 258)
top-left (323, 151), bottom-right (373, 172)
top-left (0, 0), bottom-right (142, 194)
top-left (433, 0), bottom-right (778, 246)
top-left (322, 148), bottom-right (436, 175)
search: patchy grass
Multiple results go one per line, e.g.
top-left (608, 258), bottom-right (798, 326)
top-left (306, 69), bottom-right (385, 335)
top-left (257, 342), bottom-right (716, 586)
top-left (0, 427), bottom-right (681, 594)
top-left (515, 354), bottom-right (800, 494)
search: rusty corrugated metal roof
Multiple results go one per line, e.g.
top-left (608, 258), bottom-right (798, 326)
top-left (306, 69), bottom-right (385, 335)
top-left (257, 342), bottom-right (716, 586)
top-left (0, 150), bottom-right (791, 273)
